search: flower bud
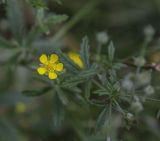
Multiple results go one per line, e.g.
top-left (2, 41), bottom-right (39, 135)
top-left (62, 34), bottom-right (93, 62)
top-left (121, 79), bottom-right (134, 91)
top-left (144, 85), bottom-right (155, 95)
top-left (136, 72), bottom-right (151, 87)
top-left (131, 101), bottom-right (143, 113)
top-left (134, 56), bottom-right (146, 67)
top-left (96, 31), bottom-right (108, 44)
top-left (144, 25), bottom-right (155, 42)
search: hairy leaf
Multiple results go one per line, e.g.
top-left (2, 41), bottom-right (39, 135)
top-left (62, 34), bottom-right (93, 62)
top-left (6, 0), bottom-right (25, 44)
top-left (84, 81), bottom-right (92, 100)
top-left (80, 36), bottom-right (90, 69)
top-left (52, 93), bottom-right (65, 129)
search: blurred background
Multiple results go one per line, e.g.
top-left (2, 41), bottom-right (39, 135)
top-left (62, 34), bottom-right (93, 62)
top-left (0, 0), bottom-right (160, 141)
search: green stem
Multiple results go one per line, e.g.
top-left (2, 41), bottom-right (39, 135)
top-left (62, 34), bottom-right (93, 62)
top-left (107, 103), bottom-right (112, 141)
top-left (97, 43), bottom-right (102, 56)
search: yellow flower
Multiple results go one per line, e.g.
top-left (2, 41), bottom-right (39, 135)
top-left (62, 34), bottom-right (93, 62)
top-left (15, 102), bottom-right (27, 114)
top-left (37, 53), bottom-right (64, 79)
top-left (68, 52), bottom-right (83, 68)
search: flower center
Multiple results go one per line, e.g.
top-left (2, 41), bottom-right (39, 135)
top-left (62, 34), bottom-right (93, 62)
top-left (46, 62), bottom-right (56, 71)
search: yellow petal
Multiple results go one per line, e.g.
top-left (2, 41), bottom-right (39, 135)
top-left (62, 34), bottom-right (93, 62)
top-left (50, 54), bottom-right (58, 63)
top-left (76, 58), bottom-right (83, 68)
top-left (39, 54), bottom-right (48, 65)
top-left (48, 72), bottom-right (57, 79)
top-left (55, 63), bottom-right (63, 71)
top-left (37, 67), bottom-right (47, 75)
top-left (68, 52), bottom-right (83, 68)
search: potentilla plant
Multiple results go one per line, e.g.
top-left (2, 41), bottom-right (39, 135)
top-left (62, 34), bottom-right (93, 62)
top-left (0, 0), bottom-right (160, 141)
top-left (23, 35), bottom-right (159, 140)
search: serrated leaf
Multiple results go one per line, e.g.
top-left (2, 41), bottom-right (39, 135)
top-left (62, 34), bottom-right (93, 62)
top-left (6, 0), bottom-right (25, 44)
top-left (52, 93), bottom-right (64, 129)
top-left (96, 107), bottom-right (108, 132)
top-left (22, 86), bottom-right (51, 96)
top-left (108, 41), bottom-right (115, 62)
top-left (80, 36), bottom-right (90, 69)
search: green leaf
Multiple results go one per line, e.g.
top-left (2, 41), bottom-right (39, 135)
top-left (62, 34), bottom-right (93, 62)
top-left (108, 41), bottom-right (115, 62)
top-left (84, 81), bottom-right (92, 100)
top-left (52, 93), bottom-right (65, 129)
top-left (93, 89), bottom-right (110, 96)
top-left (6, 0), bottom-right (25, 44)
top-left (46, 14), bottom-right (68, 25)
top-left (80, 36), bottom-right (90, 69)
top-left (96, 107), bottom-right (108, 132)
top-left (36, 8), bottom-right (45, 26)
top-left (61, 69), bottom-right (98, 87)
top-left (61, 86), bottom-right (81, 94)
top-left (0, 36), bottom-right (17, 48)
top-left (22, 86), bottom-right (51, 96)
top-left (79, 68), bottom-right (98, 78)
top-left (113, 100), bottom-right (124, 115)
top-left (55, 86), bottom-right (68, 105)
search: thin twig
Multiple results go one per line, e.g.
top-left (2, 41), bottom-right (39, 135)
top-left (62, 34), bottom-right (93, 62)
top-left (124, 62), bottom-right (160, 72)
top-left (106, 103), bottom-right (112, 141)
